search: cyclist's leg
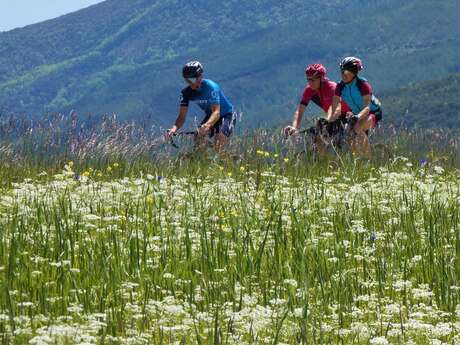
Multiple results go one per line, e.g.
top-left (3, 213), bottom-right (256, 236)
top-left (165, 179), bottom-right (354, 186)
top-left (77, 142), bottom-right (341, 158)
top-left (313, 134), bottom-right (327, 155)
top-left (353, 112), bottom-right (380, 156)
top-left (313, 118), bottom-right (331, 154)
top-left (194, 115), bottom-right (211, 150)
top-left (215, 133), bottom-right (229, 156)
top-left (357, 113), bottom-right (379, 132)
top-left (321, 116), bottom-right (346, 151)
top-left (331, 116), bottom-right (349, 150)
top-left (213, 112), bottom-right (236, 155)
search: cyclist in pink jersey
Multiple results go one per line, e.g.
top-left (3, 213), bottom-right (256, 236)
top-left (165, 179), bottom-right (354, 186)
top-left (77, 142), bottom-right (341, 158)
top-left (284, 63), bottom-right (351, 136)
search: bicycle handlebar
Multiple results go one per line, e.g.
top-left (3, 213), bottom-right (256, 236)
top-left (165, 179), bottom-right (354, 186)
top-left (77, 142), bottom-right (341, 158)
top-left (168, 130), bottom-right (198, 148)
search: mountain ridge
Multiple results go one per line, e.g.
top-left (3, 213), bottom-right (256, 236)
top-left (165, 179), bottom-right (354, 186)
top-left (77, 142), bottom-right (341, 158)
top-left (0, 0), bottom-right (458, 127)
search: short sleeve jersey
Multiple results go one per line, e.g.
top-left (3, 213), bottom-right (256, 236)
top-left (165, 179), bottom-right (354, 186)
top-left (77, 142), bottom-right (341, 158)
top-left (335, 76), bottom-right (381, 114)
top-left (180, 79), bottom-right (234, 116)
top-left (300, 79), bottom-right (351, 114)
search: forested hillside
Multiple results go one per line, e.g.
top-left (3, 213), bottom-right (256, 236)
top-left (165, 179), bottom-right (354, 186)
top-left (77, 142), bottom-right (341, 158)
top-left (381, 73), bottom-right (460, 128)
top-left (0, 0), bottom-right (458, 127)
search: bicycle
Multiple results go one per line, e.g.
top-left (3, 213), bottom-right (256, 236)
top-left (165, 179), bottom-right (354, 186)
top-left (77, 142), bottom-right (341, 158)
top-left (284, 116), bottom-right (359, 157)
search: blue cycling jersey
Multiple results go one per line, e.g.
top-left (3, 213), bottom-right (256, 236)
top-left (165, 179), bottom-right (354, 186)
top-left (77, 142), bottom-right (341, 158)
top-left (336, 76), bottom-right (381, 114)
top-left (180, 79), bottom-right (234, 116)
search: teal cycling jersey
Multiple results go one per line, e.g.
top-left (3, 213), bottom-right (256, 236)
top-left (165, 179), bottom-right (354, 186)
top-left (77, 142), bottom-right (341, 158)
top-left (335, 76), bottom-right (381, 114)
top-left (180, 79), bottom-right (234, 116)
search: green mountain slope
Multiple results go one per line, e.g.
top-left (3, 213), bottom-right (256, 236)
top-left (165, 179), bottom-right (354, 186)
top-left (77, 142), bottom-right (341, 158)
top-left (0, 0), bottom-right (458, 127)
top-left (380, 73), bottom-right (460, 128)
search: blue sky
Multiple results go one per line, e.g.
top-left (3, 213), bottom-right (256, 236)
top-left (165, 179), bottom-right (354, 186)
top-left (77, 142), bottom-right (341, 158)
top-left (0, 0), bottom-right (105, 32)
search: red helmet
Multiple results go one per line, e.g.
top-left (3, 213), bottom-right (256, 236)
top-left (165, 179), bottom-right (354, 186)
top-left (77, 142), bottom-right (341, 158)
top-left (305, 63), bottom-right (327, 78)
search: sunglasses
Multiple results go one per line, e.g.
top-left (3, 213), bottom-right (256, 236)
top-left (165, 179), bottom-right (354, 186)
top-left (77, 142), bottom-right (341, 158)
top-left (341, 69), bottom-right (356, 74)
top-left (307, 77), bottom-right (320, 82)
top-left (185, 77), bottom-right (197, 84)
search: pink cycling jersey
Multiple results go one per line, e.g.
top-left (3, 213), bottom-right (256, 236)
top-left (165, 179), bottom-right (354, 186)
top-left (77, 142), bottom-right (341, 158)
top-left (301, 78), bottom-right (351, 114)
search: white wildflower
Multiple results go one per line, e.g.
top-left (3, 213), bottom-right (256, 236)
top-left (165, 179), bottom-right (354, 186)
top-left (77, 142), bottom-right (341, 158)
top-left (283, 279), bottom-right (298, 288)
top-left (370, 336), bottom-right (389, 345)
top-left (433, 166), bottom-right (444, 174)
top-left (393, 280), bottom-right (412, 291)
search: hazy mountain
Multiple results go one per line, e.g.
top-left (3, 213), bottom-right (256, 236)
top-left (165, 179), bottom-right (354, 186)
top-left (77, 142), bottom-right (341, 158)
top-left (380, 73), bottom-right (460, 129)
top-left (0, 0), bottom-right (458, 127)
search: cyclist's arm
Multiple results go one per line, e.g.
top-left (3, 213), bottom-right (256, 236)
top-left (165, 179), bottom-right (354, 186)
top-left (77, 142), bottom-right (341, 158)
top-left (327, 102), bottom-right (342, 119)
top-left (170, 105), bottom-right (188, 133)
top-left (357, 95), bottom-right (371, 119)
top-left (292, 104), bottom-right (306, 129)
top-left (202, 104), bottom-right (221, 129)
top-left (328, 96), bottom-right (341, 122)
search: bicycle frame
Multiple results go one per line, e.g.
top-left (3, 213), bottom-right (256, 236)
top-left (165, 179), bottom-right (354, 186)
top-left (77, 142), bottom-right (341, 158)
top-left (286, 116), bottom-right (359, 155)
top-left (169, 130), bottom-right (197, 148)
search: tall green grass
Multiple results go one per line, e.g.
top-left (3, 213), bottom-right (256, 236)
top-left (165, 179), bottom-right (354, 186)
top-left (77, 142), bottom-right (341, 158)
top-left (0, 115), bottom-right (459, 344)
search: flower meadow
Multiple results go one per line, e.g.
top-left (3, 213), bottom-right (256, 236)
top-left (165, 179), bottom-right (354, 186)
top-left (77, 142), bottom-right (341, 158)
top-left (0, 116), bottom-right (459, 344)
top-left (0, 157), bottom-right (459, 344)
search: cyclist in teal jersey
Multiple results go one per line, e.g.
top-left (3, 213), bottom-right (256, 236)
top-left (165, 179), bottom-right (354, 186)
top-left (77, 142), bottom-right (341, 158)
top-left (329, 57), bottom-right (383, 156)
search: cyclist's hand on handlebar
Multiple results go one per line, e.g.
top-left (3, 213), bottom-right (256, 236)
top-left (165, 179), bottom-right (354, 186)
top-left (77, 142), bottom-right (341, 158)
top-left (283, 126), bottom-right (298, 137)
top-left (197, 124), bottom-right (211, 137)
top-left (165, 128), bottom-right (176, 141)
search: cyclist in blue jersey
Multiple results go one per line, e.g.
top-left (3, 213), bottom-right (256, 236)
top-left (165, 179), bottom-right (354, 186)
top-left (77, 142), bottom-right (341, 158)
top-left (165, 61), bottom-right (237, 152)
top-left (329, 57), bottom-right (382, 156)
